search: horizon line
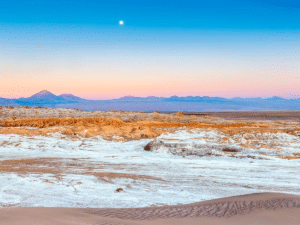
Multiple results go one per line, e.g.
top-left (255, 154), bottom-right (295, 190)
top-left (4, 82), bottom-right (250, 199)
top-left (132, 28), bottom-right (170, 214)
top-left (1, 90), bottom-right (299, 101)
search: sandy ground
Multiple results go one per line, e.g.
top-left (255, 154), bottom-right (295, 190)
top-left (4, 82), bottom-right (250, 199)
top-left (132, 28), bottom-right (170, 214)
top-left (182, 111), bottom-right (300, 120)
top-left (0, 193), bottom-right (299, 225)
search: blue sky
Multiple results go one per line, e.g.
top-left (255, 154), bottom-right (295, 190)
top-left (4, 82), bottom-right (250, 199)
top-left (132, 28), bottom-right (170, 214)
top-left (1, 0), bottom-right (299, 29)
top-left (0, 0), bottom-right (299, 99)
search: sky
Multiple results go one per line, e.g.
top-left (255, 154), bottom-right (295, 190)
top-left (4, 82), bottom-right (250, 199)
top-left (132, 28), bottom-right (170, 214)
top-left (0, 0), bottom-right (299, 100)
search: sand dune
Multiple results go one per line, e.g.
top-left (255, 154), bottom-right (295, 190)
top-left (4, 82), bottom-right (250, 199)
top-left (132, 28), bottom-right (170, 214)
top-left (0, 193), bottom-right (299, 225)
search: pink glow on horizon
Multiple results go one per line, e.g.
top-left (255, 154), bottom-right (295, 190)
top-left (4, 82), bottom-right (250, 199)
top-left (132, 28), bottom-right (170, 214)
top-left (1, 89), bottom-right (299, 100)
top-left (1, 63), bottom-right (299, 99)
top-left (1, 80), bottom-right (300, 100)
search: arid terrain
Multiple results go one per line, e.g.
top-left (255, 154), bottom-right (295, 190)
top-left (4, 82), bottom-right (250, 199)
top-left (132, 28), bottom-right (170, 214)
top-left (0, 193), bottom-right (300, 224)
top-left (181, 110), bottom-right (300, 120)
top-left (1, 106), bottom-right (300, 158)
top-left (0, 106), bottom-right (299, 224)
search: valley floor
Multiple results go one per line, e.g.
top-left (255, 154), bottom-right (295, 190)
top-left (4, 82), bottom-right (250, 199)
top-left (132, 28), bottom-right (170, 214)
top-left (0, 106), bottom-right (299, 223)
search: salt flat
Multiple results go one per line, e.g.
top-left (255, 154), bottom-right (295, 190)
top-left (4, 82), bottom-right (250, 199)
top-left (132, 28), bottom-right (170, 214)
top-left (0, 106), bottom-right (299, 208)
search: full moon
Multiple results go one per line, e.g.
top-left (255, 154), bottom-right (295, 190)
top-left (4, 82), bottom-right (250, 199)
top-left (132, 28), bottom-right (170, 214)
top-left (119, 20), bottom-right (124, 25)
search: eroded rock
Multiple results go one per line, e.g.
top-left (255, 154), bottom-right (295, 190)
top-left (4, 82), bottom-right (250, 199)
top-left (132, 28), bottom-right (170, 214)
top-left (115, 188), bottom-right (124, 192)
top-left (143, 138), bottom-right (247, 158)
top-left (144, 139), bottom-right (164, 151)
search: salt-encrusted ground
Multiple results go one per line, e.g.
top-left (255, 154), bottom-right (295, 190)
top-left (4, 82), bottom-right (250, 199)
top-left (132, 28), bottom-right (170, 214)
top-left (0, 131), bottom-right (299, 208)
top-left (0, 106), bottom-right (299, 208)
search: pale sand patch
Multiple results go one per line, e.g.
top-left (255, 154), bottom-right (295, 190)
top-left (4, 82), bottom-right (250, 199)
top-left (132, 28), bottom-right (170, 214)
top-left (0, 158), bottom-right (164, 183)
top-left (0, 193), bottom-right (299, 225)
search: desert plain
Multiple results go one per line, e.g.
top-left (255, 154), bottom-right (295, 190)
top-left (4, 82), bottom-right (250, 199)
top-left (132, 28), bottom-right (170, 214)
top-left (0, 106), bottom-right (300, 224)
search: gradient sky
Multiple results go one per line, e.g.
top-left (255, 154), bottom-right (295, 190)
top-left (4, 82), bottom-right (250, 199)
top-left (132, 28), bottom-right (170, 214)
top-left (0, 0), bottom-right (299, 100)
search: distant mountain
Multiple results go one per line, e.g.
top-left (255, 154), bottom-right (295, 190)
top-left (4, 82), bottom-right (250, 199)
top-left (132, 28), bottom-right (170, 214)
top-left (114, 95), bottom-right (143, 100)
top-left (13, 90), bottom-right (82, 106)
top-left (112, 95), bottom-right (166, 101)
top-left (288, 98), bottom-right (300, 101)
top-left (265, 96), bottom-right (287, 101)
top-left (26, 90), bottom-right (64, 101)
top-left (0, 97), bottom-right (18, 106)
top-left (169, 95), bottom-right (180, 100)
top-left (231, 97), bottom-right (264, 102)
top-left (2, 90), bottom-right (300, 111)
top-left (167, 96), bottom-right (228, 102)
top-left (59, 94), bottom-right (85, 101)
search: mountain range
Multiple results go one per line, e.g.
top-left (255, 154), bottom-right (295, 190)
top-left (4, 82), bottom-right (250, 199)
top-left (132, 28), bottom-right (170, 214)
top-left (1, 90), bottom-right (300, 111)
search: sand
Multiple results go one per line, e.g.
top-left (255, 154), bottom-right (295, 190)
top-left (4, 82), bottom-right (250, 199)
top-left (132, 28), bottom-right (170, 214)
top-left (182, 111), bottom-right (300, 120)
top-left (0, 193), bottom-right (299, 225)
